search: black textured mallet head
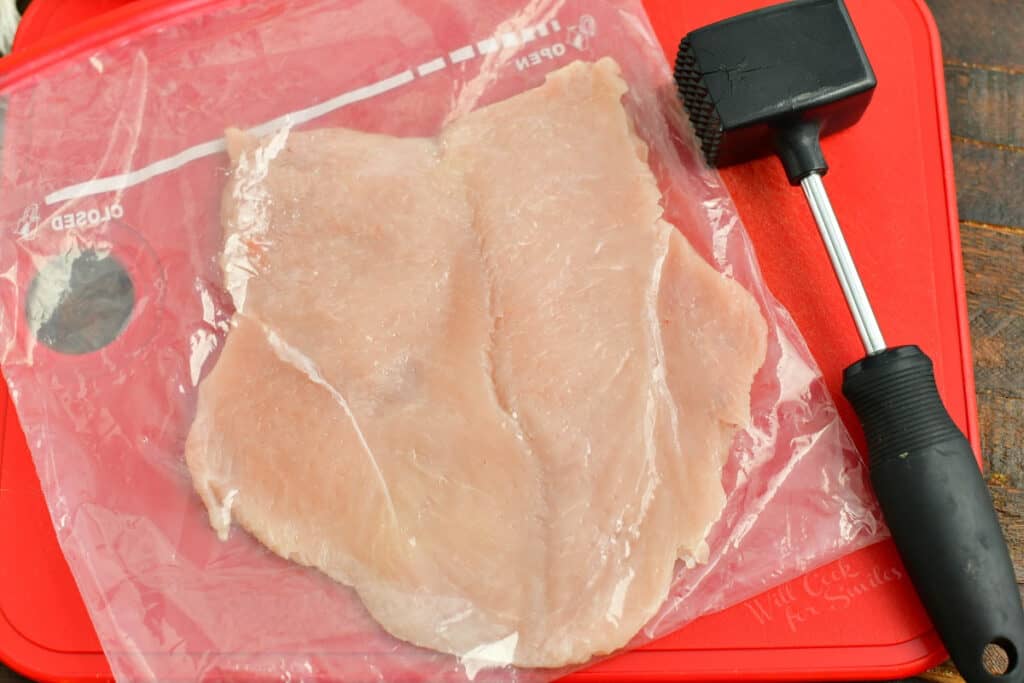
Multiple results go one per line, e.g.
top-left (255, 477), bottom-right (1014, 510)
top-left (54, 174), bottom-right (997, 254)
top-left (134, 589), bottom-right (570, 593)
top-left (674, 0), bottom-right (876, 184)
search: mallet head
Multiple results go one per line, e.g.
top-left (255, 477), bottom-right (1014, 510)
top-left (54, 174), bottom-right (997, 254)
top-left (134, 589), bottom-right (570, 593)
top-left (675, 0), bottom-right (876, 184)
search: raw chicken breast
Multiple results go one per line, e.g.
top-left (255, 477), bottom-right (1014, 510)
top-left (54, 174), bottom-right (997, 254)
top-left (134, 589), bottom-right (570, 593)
top-left (186, 58), bottom-right (767, 669)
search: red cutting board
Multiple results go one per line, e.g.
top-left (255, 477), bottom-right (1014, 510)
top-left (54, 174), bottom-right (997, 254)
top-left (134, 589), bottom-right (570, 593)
top-left (0, 0), bottom-right (973, 680)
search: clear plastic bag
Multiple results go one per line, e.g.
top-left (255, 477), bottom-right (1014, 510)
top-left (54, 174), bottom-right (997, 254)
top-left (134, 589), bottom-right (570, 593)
top-left (0, 0), bottom-right (882, 680)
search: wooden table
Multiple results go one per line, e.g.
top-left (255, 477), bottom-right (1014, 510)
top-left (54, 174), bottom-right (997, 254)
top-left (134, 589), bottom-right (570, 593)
top-left (915, 0), bottom-right (1024, 680)
top-left (1, 0), bottom-right (1020, 681)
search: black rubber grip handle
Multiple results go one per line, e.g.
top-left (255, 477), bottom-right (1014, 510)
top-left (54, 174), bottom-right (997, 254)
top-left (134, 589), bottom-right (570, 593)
top-left (844, 346), bottom-right (1023, 682)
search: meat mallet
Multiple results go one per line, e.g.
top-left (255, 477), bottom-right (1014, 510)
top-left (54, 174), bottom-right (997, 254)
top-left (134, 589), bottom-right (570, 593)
top-left (674, 1), bottom-right (1023, 681)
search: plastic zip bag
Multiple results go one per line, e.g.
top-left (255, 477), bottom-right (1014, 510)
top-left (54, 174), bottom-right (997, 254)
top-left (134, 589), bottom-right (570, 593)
top-left (0, 0), bottom-right (882, 680)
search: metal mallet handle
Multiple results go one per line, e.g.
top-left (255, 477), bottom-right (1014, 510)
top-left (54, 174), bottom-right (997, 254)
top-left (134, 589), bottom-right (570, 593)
top-left (803, 174), bottom-right (1021, 683)
top-left (675, 1), bottom-right (1024, 679)
top-left (799, 173), bottom-right (885, 355)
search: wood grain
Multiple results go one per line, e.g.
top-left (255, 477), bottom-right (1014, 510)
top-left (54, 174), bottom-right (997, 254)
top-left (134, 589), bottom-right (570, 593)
top-left (962, 224), bottom-right (1024, 482)
top-left (928, 0), bottom-right (1024, 678)
top-left (954, 142), bottom-right (1024, 228)
top-left (0, 667), bottom-right (26, 683)
top-left (926, 0), bottom-right (1024, 69)
top-left (946, 66), bottom-right (1024, 148)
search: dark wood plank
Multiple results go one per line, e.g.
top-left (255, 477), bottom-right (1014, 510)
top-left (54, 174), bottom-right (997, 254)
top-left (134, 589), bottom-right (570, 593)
top-left (0, 666), bottom-right (28, 683)
top-left (962, 223), bottom-right (1024, 485)
top-left (961, 212), bottom-right (1024, 673)
top-left (977, 391), bottom-right (1024, 485)
top-left (921, 661), bottom-right (972, 683)
top-left (990, 480), bottom-right (1024, 578)
top-left (960, 221), bottom-right (1024, 675)
top-left (945, 65), bottom-right (1024, 147)
top-left (927, 0), bottom-right (1024, 69)
top-left (905, 2), bottom-right (1022, 681)
top-left (952, 141), bottom-right (1024, 228)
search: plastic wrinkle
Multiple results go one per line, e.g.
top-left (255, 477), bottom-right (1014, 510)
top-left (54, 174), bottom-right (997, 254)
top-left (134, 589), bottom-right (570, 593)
top-left (223, 128), bottom-right (289, 314)
top-left (260, 323), bottom-right (399, 528)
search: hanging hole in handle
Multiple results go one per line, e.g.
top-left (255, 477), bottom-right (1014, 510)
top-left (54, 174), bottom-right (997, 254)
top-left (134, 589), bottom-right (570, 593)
top-left (983, 638), bottom-right (1018, 678)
